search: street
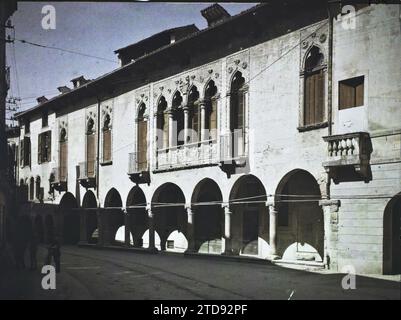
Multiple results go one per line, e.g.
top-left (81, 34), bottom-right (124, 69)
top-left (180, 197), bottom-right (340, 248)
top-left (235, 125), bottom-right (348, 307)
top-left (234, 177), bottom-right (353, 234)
top-left (0, 246), bottom-right (400, 300)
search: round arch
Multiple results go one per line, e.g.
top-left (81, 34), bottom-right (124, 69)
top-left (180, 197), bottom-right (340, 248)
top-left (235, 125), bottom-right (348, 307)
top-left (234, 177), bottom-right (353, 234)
top-left (82, 190), bottom-right (98, 244)
top-left (151, 183), bottom-right (187, 251)
top-left (383, 193), bottom-right (401, 274)
top-left (59, 192), bottom-right (80, 245)
top-left (104, 188), bottom-right (124, 246)
top-left (191, 178), bottom-right (223, 254)
top-left (126, 186), bottom-right (148, 248)
top-left (275, 169), bottom-right (324, 262)
top-left (228, 174), bottom-right (268, 257)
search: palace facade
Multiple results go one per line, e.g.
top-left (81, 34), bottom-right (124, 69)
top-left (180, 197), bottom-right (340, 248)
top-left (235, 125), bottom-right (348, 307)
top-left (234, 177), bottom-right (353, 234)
top-left (8, 2), bottom-right (401, 274)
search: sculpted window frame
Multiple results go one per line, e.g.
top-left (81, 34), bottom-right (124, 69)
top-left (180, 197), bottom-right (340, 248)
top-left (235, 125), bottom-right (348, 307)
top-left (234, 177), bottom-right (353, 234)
top-left (298, 44), bottom-right (328, 132)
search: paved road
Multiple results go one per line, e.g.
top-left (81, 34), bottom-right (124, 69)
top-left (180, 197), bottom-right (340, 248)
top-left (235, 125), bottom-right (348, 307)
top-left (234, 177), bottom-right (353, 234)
top-left (1, 246), bottom-right (400, 300)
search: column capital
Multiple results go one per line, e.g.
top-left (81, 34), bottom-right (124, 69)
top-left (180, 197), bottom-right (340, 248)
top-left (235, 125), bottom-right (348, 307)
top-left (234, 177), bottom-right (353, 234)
top-left (222, 203), bottom-right (232, 214)
top-left (266, 196), bottom-right (275, 208)
top-left (319, 199), bottom-right (341, 210)
top-left (121, 208), bottom-right (128, 214)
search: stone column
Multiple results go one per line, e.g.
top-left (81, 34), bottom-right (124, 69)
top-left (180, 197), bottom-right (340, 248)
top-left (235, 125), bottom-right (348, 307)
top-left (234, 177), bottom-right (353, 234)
top-left (168, 109), bottom-right (174, 148)
top-left (186, 206), bottom-right (195, 252)
top-left (183, 106), bottom-right (189, 144)
top-left (319, 199), bottom-right (341, 271)
top-left (267, 202), bottom-right (279, 259)
top-left (222, 204), bottom-right (233, 255)
top-left (147, 206), bottom-right (156, 252)
top-left (200, 100), bottom-right (207, 141)
top-left (123, 209), bottom-right (131, 247)
top-left (96, 208), bottom-right (103, 246)
top-left (79, 209), bottom-right (87, 245)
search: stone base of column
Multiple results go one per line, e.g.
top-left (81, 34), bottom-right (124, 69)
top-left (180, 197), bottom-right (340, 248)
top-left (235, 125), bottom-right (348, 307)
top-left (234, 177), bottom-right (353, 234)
top-left (146, 246), bottom-right (159, 253)
top-left (267, 254), bottom-right (281, 261)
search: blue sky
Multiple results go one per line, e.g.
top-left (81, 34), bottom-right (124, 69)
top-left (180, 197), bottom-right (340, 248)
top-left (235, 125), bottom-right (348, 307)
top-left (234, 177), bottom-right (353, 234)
top-left (6, 2), bottom-right (257, 114)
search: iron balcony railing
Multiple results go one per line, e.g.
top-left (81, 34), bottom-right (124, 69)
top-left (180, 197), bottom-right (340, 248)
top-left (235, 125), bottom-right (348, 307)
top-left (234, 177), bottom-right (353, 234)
top-left (51, 166), bottom-right (67, 183)
top-left (128, 152), bottom-right (148, 174)
top-left (78, 160), bottom-right (96, 179)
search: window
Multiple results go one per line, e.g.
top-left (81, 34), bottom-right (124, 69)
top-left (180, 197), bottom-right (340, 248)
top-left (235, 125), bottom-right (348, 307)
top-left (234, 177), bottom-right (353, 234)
top-left (205, 80), bottom-right (218, 141)
top-left (38, 131), bottom-right (51, 164)
top-left (20, 136), bottom-right (31, 167)
top-left (156, 96), bottom-right (168, 150)
top-left (24, 119), bottom-right (30, 134)
top-left (42, 111), bottom-right (48, 128)
top-left (172, 92), bottom-right (184, 147)
top-left (339, 76), bottom-right (364, 110)
top-left (187, 86), bottom-right (200, 143)
top-left (59, 128), bottom-right (68, 181)
top-left (303, 46), bottom-right (325, 126)
top-left (230, 71), bottom-right (246, 158)
top-left (137, 103), bottom-right (148, 171)
top-left (102, 114), bottom-right (112, 163)
top-left (86, 118), bottom-right (96, 177)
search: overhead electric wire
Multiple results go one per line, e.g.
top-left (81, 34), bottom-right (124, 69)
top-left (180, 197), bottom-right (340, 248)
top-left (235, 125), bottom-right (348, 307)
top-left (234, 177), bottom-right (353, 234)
top-left (13, 38), bottom-right (119, 64)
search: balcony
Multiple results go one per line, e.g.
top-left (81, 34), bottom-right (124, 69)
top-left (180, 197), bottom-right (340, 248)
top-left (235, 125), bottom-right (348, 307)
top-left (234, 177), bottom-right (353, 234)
top-left (323, 132), bottom-right (373, 184)
top-left (154, 140), bottom-right (218, 172)
top-left (128, 152), bottom-right (150, 184)
top-left (78, 161), bottom-right (96, 189)
top-left (50, 167), bottom-right (67, 192)
top-left (219, 132), bottom-right (247, 174)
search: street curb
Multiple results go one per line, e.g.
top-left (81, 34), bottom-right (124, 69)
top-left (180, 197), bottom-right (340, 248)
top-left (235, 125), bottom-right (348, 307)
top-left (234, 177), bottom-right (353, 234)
top-left (183, 252), bottom-right (274, 265)
top-left (76, 243), bottom-right (274, 266)
top-left (77, 243), bottom-right (159, 254)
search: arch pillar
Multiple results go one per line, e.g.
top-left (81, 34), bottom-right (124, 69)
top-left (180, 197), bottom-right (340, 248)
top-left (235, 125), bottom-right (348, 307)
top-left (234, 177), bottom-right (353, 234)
top-left (147, 205), bottom-right (157, 252)
top-left (222, 203), bottom-right (233, 255)
top-left (267, 197), bottom-right (279, 260)
top-left (123, 208), bottom-right (131, 247)
top-left (185, 206), bottom-right (195, 252)
top-left (79, 209), bottom-right (87, 245)
top-left (319, 199), bottom-right (341, 271)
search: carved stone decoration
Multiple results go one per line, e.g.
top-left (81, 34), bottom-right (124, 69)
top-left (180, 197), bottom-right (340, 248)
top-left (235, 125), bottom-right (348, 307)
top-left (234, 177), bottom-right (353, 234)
top-left (234, 59), bottom-right (240, 65)
top-left (208, 69), bottom-right (213, 74)
top-left (191, 75), bottom-right (196, 80)
top-left (302, 40), bottom-right (309, 49)
top-left (319, 33), bottom-right (327, 43)
top-left (159, 86), bottom-right (164, 92)
top-left (241, 62), bottom-right (248, 69)
top-left (215, 73), bottom-right (219, 79)
top-left (228, 67), bottom-right (233, 74)
top-left (199, 76), bottom-right (204, 83)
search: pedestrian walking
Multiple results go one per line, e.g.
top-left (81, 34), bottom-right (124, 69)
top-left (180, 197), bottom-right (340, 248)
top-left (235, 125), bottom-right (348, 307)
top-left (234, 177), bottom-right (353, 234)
top-left (46, 237), bottom-right (61, 273)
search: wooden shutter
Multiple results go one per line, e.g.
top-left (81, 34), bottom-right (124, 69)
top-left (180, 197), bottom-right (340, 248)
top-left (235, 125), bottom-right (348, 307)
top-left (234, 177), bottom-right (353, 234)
top-left (355, 81), bottom-right (364, 107)
top-left (38, 133), bottom-right (42, 164)
top-left (315, 70), bottom-right (324, 123)
top-left (20, 139), bottom-right (24, 166)
top-left (137, 120), bottom-right (147, 171)
top-left (339, 82), bottom-right (354, 110)
top-left (59, 141), bottom-right (67, 181)
top-left (86, 134), bottom-right (96, 177)
top-left (24, 137), bottom-right (31, 167)
top-left (304, 71), bottom-right (324, 125)
top-left (46, 131), bottom-right (51, 162)
top-left (103, 129), bottom-right (111, 162)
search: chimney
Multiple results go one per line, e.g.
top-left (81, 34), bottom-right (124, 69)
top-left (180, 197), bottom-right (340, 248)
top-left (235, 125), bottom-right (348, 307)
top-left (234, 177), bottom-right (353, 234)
top-left (201, 3), bottom-right (231, 27)
top-left (36, 96), bottom-right (48, 104)
top-left (71, 75), bottom-right (90, 88)
top-left (57, 86), bottom-right (71, 94)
